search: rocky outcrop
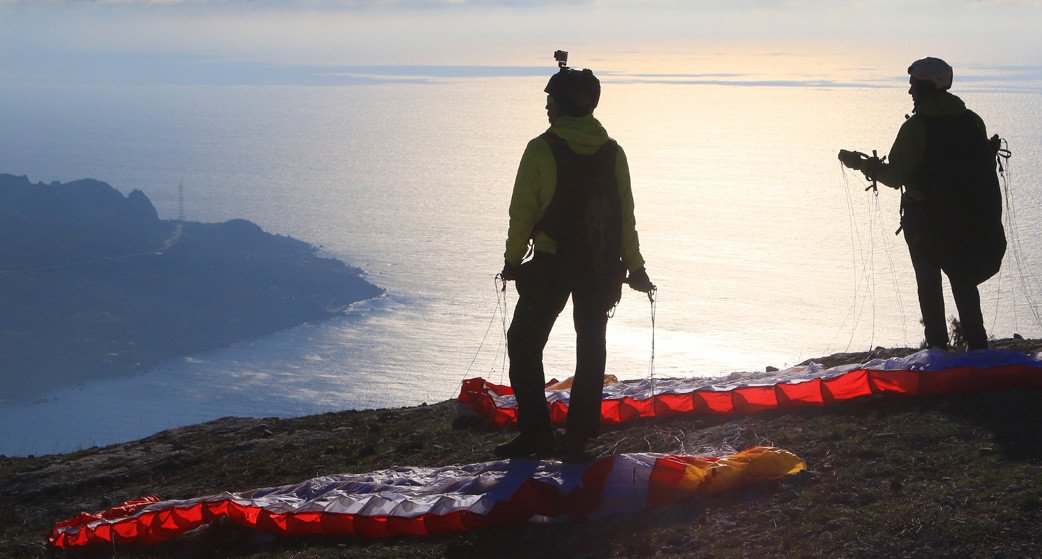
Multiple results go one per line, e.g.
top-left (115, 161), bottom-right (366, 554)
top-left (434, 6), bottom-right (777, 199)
top-left (0, 174), bottom-right (383, 402)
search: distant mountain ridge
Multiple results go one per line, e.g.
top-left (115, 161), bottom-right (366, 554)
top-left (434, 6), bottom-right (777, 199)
top-left (0, 174), bottom-right (383, 403)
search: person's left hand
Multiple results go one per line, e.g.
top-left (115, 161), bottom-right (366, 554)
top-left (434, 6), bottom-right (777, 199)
top-left (837, 149), bottom-right (865, 171)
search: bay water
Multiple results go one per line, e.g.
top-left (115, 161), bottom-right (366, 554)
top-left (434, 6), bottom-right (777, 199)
top-left (2, 45), bottom-right (1041, 455)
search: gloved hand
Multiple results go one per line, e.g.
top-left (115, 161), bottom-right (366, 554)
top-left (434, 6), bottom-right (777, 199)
top-left (837, 149), bottom-right (865, 171)
top-left (500, 260), bottom-right (521, 281)
top-left (626, 267), bottom-right (655, 293)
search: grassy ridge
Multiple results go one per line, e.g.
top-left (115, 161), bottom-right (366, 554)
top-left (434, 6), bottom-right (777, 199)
top-left (2, 341), bottom-right (1041, 558)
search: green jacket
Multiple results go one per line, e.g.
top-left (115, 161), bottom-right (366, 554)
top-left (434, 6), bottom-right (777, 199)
top-left (504, 115), bottom-right (646, 271)
top-left (876, 91), bottom-right (987, 203)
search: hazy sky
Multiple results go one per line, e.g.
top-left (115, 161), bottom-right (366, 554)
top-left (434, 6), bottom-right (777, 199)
top-left (2, 1), bottom-right (1041, 84)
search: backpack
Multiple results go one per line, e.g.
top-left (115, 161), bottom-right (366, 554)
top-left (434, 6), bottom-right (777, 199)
top-left (912, 110), bottom-right (1006, 285)
top-left (533, 132), bottom-right (626, 300)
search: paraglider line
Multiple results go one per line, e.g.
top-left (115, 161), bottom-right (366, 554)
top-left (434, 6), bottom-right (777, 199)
top-left (997, 146), bottom-right (1042, 333)
top-left (454, 274), bottom-right (510, 399)
top-left (496, 274), bottom-right (510, 384)
top-left (864, 190), bottom-right (878, 350)
top-left (874, 192), bottom-right (910, 347)
top-left (646, 286), bottom-right (658, 399)
top-left (834, 166), bottom-right (866, 354)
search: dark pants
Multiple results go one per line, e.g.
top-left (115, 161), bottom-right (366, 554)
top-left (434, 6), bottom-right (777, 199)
top-left (904, 224), bottom-right (988, 350)
top-left (507, 252), bottom-right (615, 443)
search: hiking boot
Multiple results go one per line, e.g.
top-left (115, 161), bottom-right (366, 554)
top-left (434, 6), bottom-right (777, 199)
top-left (556, 435), bottom-right (596, 464)
top-left (494, 432), bottom-right (556, 459)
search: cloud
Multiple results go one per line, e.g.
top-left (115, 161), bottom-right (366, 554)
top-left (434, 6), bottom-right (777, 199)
top-left (3, 0), bottom-right (1042, 73)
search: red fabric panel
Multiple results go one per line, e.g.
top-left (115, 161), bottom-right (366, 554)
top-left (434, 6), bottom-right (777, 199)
top-left (654, 393), bottom-right (697, 416)
top-left (776, 378), bottom-right (826, 407)
top-left (822, 369), bottom-right (873, 401)
top-left (425, 510), bottom-right (482, 534)
top-left (319, 511), bottom-right (354, 534)
top-left (549, 401), bottom-right (569, 425)
top-left (978, 365), bottom-right (1042, 390)
top-left (473, 377), bottom-right (514, 396)
top-left (522, 477), bottom-right (569, 517)
top-left (353, 515), bottom-right (390, 539)
top-left (695, 390), bottom-right (736, 414)
top-left (599, 398), bottom-right (623, 426)
top-left (285, 512), bottom-right (325, 535)
top-left (646, 455), bottom-right (686, 507)
top-left (613, 398), bottom-right (641, 425)
top-left (457, 378), bottom-right (516, 428)
top-left (731, 385), bottom-right (779, 414)
top-left (386, 516), bottom-right (427, 537)
top-left (232, 501), bottom-right (258, 524)
top-left (869, 370), bottom-right (920, 395)
top-left (564, 454), bottom-right (614, 518)
top-left (919, 366), bottom-right (984, 395)
top-left (458, 509), bottom-right (491, 531)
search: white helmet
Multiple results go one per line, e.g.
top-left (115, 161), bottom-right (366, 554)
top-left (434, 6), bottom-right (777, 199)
top-left (908, 57), bottom-right (953, 90)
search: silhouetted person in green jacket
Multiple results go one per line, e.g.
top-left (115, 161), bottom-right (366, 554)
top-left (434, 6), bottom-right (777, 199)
top-left (840, 57), bottom-right (1005, 351)
top-left (497, 54), bottom-right (654, 461)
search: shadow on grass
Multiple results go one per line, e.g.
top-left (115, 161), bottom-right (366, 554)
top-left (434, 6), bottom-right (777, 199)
top-left (940, 389), bottom-right (1042, 460)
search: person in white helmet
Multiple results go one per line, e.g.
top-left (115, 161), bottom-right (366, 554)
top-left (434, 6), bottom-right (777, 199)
top-left (840, 57), bottom-right (1005, 351)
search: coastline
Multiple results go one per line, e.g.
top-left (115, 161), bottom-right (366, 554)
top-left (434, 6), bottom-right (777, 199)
top-left (1, 174), bottom-right (384, 404)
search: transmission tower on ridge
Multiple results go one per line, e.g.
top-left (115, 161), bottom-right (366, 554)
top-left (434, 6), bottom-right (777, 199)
top-left (178, 180), bottom-right (185, 222)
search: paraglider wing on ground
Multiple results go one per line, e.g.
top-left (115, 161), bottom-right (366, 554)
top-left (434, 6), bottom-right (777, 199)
top-left (457, 349), bottom-right (1042, 428)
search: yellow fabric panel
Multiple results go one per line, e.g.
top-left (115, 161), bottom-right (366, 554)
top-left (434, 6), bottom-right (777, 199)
top-left (681, 447), bottom-right (806, 496)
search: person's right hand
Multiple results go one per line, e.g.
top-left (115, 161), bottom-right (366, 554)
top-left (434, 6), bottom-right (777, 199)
top-left (500, 260), bottom-right (521, 281)
top-left (627, 267), bottom-right (655, 293)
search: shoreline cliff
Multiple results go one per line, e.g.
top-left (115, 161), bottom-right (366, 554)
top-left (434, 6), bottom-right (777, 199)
top-left (0, 173), bottom-right (383, 404)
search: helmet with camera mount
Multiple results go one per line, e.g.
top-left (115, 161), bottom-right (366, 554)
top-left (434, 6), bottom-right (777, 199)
top-left (545, 67), bottom-right (600, 117)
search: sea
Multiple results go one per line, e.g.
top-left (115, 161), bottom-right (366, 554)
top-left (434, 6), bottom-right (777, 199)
top-left (2, 43), bottom-right (1041, 456)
